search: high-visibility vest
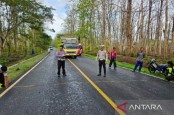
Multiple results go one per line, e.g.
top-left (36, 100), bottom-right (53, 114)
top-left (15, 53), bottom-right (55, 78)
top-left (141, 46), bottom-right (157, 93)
top-left (167, 67), bottom-right (173, 76)
top-left (0, 83), bottom-right (2, 88)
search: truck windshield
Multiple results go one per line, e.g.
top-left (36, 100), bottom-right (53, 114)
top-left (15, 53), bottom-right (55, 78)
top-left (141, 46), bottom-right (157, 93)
top-left (64, 44), bottom-right (77, 49)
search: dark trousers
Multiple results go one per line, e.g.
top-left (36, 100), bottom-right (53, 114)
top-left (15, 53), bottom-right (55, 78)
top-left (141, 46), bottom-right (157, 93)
top-left (133, 61), bottom-right (143, 72)
top-left (109, 57), bottom-right (117, 68)
top-left (57, 60), bottom-right (66, 75)
top-left (99, 60), bottom-right (106, 75)
top-left (166, 76), bottom-right (174, 81)
top-left (0, 73), bottom-right (5, 87)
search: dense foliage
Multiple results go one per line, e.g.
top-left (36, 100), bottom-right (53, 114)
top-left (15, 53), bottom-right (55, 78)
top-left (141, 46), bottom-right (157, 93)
top-left (0, 0), bottom-right (54, 65)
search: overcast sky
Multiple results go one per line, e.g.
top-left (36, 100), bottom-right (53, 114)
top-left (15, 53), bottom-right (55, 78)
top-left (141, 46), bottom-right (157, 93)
top-left (43, 0), bottom-right (69, 38)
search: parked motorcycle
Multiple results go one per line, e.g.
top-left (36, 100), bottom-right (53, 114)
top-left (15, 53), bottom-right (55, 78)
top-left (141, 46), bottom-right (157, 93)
top-left (148, 59), bottom-right (167, 74)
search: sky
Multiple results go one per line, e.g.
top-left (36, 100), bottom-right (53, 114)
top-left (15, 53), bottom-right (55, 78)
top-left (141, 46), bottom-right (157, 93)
top-left (42, 0), bottom-right (69, 39)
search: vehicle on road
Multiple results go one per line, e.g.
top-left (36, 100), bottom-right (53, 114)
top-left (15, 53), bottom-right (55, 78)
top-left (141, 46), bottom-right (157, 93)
top-left (147, 59), bottom-right (167, 74)
top-left (49, 46), bottom-right (53, 50)
top-left (61, 37), bottom-right (79, 58)
top-left (63, 43), bottom-right (78, 58)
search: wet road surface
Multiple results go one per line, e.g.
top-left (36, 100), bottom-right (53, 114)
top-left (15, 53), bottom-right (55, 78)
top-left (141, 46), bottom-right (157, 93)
top-left (0, 50), bottom-right (174, 115)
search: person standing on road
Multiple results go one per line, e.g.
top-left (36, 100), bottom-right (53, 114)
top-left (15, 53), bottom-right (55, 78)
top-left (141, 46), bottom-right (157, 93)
top-left (96, 45), bottom-right (108, 77)
top-left (0, 65), bottom-right (8, 88)
top-left (109, 47), bottom-right (117, 69)
top-left (56, 45), bottom-right (66, 77)
top-left (132, 47), bottom-right (145, 72)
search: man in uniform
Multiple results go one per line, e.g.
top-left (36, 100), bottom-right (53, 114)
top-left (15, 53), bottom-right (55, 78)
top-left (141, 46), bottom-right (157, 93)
top-left (96, 45), bottom-right (108, 77)
top-left (56, 45), bottom-right (66, 77)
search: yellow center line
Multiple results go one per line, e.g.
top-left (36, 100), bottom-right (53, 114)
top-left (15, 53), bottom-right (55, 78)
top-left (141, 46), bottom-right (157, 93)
top-left (68, 59), bottom-right (125, 115)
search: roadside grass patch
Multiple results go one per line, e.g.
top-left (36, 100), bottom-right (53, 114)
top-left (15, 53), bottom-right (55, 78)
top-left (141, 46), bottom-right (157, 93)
top-left (8, 53), bottom-right (47, 82)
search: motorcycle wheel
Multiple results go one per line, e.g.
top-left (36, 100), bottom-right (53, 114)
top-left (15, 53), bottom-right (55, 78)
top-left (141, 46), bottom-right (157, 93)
top-left (148, 66), bottom-right (155, 73)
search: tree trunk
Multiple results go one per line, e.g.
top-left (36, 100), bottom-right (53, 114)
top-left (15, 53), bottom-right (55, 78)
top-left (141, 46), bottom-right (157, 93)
top-left (172, 17), bottom-right (174, 56)
top-left (119, 0), bottom-right (126, 55)
top-left (140, 0), bottom-right (144, 46)
top-left (102, 0), bottom-right (106, 46)
top-left (163, 0), bottom-right (168, 59)
top-left (126, 0), bottom-right (133, 55)
top-left (147, 0), bottom-right (152, 40)
top-left (155, 0), bottom-right (163, 56)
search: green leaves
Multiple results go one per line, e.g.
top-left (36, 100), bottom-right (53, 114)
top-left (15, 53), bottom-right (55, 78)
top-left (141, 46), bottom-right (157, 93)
top-left (0, 0), bottom-right (54, 36)
top-left (0, 0), bottom-right (54, 57)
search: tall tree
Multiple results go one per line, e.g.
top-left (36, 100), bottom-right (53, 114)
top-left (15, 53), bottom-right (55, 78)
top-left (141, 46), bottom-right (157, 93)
top-left (102, 0), bottom-right (106, 46)
top-left (172, 17), bottom-right (174, 55)
top-left (0, 0), bottom-right (53, 56)
top-left (164, 0), bottom-right (168, 59)
top-left (126, 0), bottom-right (133, 55)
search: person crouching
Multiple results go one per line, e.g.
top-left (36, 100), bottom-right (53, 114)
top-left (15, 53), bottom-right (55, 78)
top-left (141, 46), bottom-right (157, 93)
top-left (165, 61), bottom-right (174, 81)
top-left (0, 65), bottom-right (8, 88)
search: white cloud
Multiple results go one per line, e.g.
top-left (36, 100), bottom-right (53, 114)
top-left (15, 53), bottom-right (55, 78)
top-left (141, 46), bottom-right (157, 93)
top-left (42, 0), bottom-right (69, 38)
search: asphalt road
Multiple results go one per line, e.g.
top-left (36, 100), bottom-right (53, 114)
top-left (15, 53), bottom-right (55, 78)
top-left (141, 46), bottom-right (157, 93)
top-left (0, 50), bottom-right (174, 115)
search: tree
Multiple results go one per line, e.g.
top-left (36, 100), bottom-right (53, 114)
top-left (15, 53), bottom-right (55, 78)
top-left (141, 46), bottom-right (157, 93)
top-left (164, 0), bottom-right (168, 58)
top-left (0, 0), bottom-right (53, 56)
top-left (126, 0), bottom-right (133, 55)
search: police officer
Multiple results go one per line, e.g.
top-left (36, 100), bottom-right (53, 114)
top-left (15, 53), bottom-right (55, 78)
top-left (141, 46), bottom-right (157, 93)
top-left (96, 45), bottom-right (108, 77)
top-left (56, 45), bottom-right (66, 77)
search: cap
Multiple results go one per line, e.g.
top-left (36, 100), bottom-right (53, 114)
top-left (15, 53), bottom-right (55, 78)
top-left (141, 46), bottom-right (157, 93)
top-left (1, 66), bottom-right (7, 72)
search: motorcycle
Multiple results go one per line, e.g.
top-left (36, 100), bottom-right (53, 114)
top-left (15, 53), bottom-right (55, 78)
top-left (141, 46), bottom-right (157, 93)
top-left (148, 59), bottom-right (167, 74)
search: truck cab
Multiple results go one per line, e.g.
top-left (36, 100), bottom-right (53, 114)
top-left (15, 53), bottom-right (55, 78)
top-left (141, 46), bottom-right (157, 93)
top-left (61, 38), bottom-right (78, 58)
top-left (63, 43), bottom-right (78, 58)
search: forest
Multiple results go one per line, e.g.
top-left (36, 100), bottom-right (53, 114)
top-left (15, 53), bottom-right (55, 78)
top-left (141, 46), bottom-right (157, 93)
top-left (63, 0), bottom-right (174, 60)
top-left (0, 0), bottom-right (53, 65)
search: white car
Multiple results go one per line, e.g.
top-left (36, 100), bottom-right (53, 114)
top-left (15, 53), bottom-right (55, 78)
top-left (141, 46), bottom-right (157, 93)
top-left (49, 46), bottom-right (53, 50)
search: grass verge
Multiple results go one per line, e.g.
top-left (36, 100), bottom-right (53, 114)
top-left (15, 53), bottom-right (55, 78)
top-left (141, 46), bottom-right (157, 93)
top-left (83, 54), bottom-right (165, 79)
top-left (8, 52), bottom-right (47, 82)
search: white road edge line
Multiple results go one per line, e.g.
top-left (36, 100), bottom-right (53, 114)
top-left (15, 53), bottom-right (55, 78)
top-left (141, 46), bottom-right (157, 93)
top-left (0, 55), bottom-right (48, 98)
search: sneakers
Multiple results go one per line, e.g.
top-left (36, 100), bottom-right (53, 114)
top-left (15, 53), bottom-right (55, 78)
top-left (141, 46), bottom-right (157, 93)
top-left (110, 67), bottom-right (117, 69)
top-left (97, 74), bottom-right (101, 76)
top-left (58, 74), bottom-right (66, 77)
top-left (132, 70), bottom-right (141, 72)
top-left (63, 74), bottom-right (66, 77)
top-left (97, 74), bottom-right (106, 77)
